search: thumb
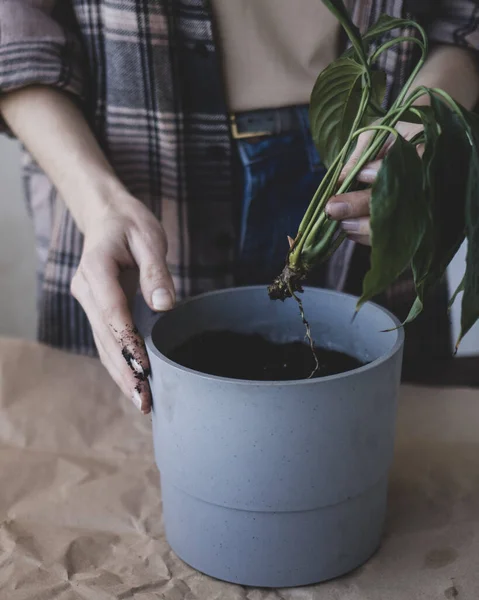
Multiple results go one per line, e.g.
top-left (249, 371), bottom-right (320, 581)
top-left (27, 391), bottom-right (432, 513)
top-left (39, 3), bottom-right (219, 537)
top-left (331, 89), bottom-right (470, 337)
top-left (131, 231), bottom-right (176, 312)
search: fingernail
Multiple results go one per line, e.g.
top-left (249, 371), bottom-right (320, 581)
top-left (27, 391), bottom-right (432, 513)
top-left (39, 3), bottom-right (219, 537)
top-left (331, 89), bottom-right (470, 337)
top-left (152, 288), bottom-right (173, 311)
top-left (358, 167), bottom-right (378, 182)
top-left (130, 358), bottom-right (144, 377)
top-left (341, 220), bottom-right (360, 232)
top-left (132, 389), bottom-right (143, 412)
top-left (326, 201), bottom-right (350, 220)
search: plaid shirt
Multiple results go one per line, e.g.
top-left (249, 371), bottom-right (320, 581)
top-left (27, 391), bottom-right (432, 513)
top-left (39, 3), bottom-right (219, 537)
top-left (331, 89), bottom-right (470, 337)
top-left (0, 0), bottom-right (478, 355)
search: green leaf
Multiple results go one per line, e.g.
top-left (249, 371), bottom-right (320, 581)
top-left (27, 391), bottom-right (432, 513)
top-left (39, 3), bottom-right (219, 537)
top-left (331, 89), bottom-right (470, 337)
top-left (357, 134), bottom-right (427, 309)
top-left (408, 95), bottom-right (468, 322)
top-left (459, 241), bottom-right (479, 347)
top-left (449, 275), bottom-right (465, 312)
top-left (400, 105), bottom-right (434, 126)
top-left (309, 59), bottom-right (385, 168)
top-left (408, 106), bottom-right (440, 292)
top-left (458, 111), bottom-right (479, 345)
top-left (405, 296), bottom-right (424, 324)
top-left (309, 58), bottom-right (366, 168)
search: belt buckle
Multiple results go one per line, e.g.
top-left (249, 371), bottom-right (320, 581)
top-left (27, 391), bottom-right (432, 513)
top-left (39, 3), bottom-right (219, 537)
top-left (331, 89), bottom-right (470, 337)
top-left (230, 115), bottom-right (271, 140)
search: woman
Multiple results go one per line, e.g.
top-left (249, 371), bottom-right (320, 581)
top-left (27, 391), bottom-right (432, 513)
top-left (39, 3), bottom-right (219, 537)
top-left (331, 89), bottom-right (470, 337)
top-left (1, 0), bottom-right (478, 413)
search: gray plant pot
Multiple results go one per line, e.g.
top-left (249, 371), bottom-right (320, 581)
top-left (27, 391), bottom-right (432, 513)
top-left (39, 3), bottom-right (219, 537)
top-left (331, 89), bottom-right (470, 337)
top-left (145, 286), bottom-right (404, 588)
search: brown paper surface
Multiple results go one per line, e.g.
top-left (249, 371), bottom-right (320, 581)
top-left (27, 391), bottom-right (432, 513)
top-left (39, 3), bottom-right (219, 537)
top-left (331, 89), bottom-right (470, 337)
top-left (0, 337), bottom-right (478, 599)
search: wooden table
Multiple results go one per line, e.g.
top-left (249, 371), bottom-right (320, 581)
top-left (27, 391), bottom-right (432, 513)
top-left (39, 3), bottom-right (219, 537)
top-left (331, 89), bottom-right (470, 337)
top-left (0, 338), bottom-right (478, 599)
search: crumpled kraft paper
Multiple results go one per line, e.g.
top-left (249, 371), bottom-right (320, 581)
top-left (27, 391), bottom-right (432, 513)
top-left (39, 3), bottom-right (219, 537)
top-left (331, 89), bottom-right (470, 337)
top-left (0, 337), bottom-right (478, 600)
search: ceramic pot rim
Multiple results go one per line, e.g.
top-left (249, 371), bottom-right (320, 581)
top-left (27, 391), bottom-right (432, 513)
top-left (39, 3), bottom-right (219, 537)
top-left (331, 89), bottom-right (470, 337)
top-left (145, 286), bottom-right (405, 387)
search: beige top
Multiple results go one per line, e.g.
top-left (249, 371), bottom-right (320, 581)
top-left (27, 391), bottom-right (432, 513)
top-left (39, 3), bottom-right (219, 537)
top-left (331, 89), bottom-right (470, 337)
top-left (211, 0), bottom-right (340, 112)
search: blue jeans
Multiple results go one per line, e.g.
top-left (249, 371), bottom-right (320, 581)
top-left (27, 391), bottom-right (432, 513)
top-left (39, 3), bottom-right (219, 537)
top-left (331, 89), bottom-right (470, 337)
top-left (234, 106), bottom-right (327, 285)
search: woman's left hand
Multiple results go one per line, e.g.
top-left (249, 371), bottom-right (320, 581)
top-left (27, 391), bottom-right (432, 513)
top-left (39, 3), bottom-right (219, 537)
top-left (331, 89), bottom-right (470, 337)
top-left (325, 121), bottom-right (423, 245)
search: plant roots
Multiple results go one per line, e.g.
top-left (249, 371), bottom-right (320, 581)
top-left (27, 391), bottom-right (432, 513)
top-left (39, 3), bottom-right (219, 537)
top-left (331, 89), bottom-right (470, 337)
top-left (267, 264), bottom-right (309, 301)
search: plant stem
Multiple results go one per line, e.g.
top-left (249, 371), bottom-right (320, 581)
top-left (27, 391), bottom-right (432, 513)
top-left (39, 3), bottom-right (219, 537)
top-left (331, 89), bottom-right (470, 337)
top-left (295, 156), bottom-right (341, 236)
top-left (369, 36), bottom-right (425, 64)
top-left (304, 218), bottom-right (340, 257)
top-left (287, 16), bottom-right (430, 277)
top-left (294, 104), bottom-right (421, 268)
top-left (352, 124), bottom-right (399, 139)
top-left (291, 85), bottom-right (372, 265)
top-left (384, 21), bottom-right (428, 110)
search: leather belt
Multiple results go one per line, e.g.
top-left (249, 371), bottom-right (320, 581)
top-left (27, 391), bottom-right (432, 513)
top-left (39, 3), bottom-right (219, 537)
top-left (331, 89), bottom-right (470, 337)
top-left (230, 106), bottom-right (305, 139)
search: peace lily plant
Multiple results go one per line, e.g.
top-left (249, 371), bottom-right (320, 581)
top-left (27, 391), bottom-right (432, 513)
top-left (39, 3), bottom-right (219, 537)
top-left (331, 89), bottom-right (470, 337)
top-left (269, 0), bottom-right (479, 349)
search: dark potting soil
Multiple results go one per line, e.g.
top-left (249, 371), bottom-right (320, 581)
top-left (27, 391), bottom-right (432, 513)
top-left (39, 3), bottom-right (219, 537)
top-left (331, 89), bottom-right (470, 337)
top-left (167, 331), bottom-right (365, 381)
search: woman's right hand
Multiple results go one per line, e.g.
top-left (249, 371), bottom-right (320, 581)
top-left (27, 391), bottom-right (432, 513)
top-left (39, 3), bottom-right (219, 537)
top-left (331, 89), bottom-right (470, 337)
top-left (71, 190), bottom-right (176, 414)
top-left (0, 87), bottom-right (176, 414)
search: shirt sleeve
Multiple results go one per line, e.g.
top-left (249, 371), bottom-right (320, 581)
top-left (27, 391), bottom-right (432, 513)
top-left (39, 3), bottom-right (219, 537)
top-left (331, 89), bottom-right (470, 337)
top-left (426, 0), bottom-right (479, 52)
top-left (0, 1), bottom-right (84, 100)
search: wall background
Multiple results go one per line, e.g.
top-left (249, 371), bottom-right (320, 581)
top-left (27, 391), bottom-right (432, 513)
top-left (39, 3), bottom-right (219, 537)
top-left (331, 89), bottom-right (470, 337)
top-left (0, 137), bottom-right (36, 340)
top-left (1, 136), bottom-right (478, 355)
